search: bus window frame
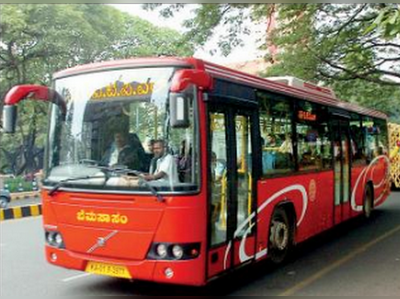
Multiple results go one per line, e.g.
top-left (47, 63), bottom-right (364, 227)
top-left (257, 93), bottom-right (336, 178)
top-left (296, 101), bottom-right (333, 173)
top-left (256, 91), bottom-right (297, 179)
top-left (350, 113), bottom-right (366, 166)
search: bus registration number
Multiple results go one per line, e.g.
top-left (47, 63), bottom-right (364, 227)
top-left (85, 261), bottom-right (131, 279)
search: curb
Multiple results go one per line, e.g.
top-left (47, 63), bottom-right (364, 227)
top-left (0, 204), bottom-right (42, 221)
top-left (10, 191), bottom-right (40, 201)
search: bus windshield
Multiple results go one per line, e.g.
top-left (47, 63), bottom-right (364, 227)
top-left (45, 67), bottom-right (199, 193)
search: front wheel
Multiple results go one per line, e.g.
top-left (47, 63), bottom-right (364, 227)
top-left (268, 208), bottom-right (293, 264)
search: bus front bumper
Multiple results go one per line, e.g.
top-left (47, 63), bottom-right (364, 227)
top-left (45, 246), bottom-right (206, 286)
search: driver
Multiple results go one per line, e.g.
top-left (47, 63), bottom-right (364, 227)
top-left (101, 132), bottom-right (140, 170)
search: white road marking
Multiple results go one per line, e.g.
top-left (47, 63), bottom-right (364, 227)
top-left (62, 273), bottom-right (92, 283)
top-left (280, 224), bottom-right (400, 296)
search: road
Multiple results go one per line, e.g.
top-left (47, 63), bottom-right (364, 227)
top-left (1, 192), bottom-right (400, 297)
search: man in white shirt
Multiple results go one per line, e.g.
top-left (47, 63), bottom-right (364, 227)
top-left (143, 139), bottom-right (178, 185)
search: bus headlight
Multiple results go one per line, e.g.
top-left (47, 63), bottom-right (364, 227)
top-left (54, 233), bottom-right (64, 247)
top-left (147, 243), bottom-right (200, 260)
top-left (156, 244), bottom-right (168, 259)
top-left (46, 232), bottom-right (55, 245)
top-left (172, 245), bottom-right (184, 260)
top-left (45, 231), bottom-right (65, 249)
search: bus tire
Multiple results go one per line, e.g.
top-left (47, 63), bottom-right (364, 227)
top-left (363, 184), bottom-right (374, 219)
top-left (268, 207), bottom-right (293, 264)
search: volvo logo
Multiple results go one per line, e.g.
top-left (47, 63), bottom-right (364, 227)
top-left (87, 231), bottom-right (118, 253)
top-left (97, 237), bottom-right (106, 247)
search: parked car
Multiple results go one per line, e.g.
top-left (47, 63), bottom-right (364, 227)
top-left (0, 190), bottom-right (11, 209)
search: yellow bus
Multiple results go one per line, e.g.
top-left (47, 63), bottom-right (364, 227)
top-left (389, 122), bottom-right (400, 188)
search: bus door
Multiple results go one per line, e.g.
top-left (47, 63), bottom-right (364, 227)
top-left (207, 105), bottom-right (257, 278)
top-left (332, 118), bottom-right (352, 223)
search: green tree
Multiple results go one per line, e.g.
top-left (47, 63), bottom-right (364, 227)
top-left (270, 4), bottom-right (400, 83)
top-left (366, 5), bottom-right (400, 39)
top-left (0, 4), bottom-right (193, 175)
top-left (267, 4), bottom-right (400, 120)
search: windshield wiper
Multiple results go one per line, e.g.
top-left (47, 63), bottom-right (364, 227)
top-left (48, 166), bottom-right (165, 203)
top-left (119, 169), bottom-right (165, 203)
top-left (48, 175), bottom-right (105, 196)
top-left (138, 178), bottom-right (165, 203)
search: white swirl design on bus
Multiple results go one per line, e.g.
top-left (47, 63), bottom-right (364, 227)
top-left (224, 155), bottom-right (389, 270)
top-left (351, 155), bottom-right (390, 212)
top-left (224, 184), bottom-right (308, 269)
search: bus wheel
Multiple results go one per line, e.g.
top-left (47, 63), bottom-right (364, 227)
top-left (363, 185), bottom-right (374, 219)
top-left (269, 208), bottom-right (293, 264)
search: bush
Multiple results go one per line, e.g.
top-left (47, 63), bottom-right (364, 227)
top-left (3, 176), bottom-right (36, 193)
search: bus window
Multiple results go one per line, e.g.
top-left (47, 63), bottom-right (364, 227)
top-left (363, 116), bottom-right (377, 161)
top-left (296, 102), bottom-right (331, 171)
top-left (258, 92), bottom-right (294, 175)
top-left (375, 118), bottom-right (389, 156)
top-left (235, 114), bottom-right (253, 237)
top-left (350, 114), bottom-right (365, 165)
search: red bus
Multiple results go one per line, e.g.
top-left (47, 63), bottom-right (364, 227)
top-left (2, 57), bottom-right (390, 286)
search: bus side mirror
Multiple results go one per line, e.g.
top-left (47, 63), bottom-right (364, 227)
top-left (2, 105), bottom-right (17, 133)
top-left (4, 84), bottom-right (66, 113)
top-left (1, 85), bottom-right (66, 132)
top-left (170, 69), bottom-right (212, 93)
top-left (170, 93), bottom-right (190, 128)
top-left (169, 69), bottom-right (212, 128)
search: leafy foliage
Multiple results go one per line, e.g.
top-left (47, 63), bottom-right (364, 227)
top-left (365, 5), bottom-right (400, 39)
top-left (145, 4), bottom-right (400, 121)
top-left (267, 4), bottom-right (400, 119)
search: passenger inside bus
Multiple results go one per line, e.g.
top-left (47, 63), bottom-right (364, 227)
top-left (299, 134), bottom-right (322, 169)
top-left (211, 152), bottom-right (227, 240)
top-left (211, 152), bottom-right (226, 182)
top-left (143, 139), bottom-right (179, 184)
top-left (276, 133), bottom-right (294, 169)
top-left (279, 133), bottom-right (293, 155)
top-left (145, 139), bottom-right (157, 173)
top-left (261, 135), bottom-right (278, 172)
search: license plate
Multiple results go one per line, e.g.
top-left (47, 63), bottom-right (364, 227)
top-left (85, 261), bottom-right (131, 279)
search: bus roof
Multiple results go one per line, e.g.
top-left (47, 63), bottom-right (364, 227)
top-left (202, 60), bottom-right (387, 120)
top-left (53, 57), bottom-right (387, 120)
top-left (53, 57), bottom-right (201, 79)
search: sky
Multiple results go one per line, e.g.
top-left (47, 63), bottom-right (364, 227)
top-left (110, 4), bottom-right (264, 65)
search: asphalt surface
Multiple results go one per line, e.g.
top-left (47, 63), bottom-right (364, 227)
top-left (1, 192), bottom-right (400, 297)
